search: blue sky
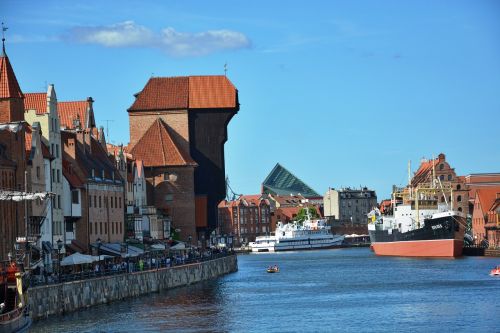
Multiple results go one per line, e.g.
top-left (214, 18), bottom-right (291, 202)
top-left (3, 0), bottom-right (500, 199)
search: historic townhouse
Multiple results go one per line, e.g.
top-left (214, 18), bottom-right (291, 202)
top-left (61, 128), bottom-right (125, 251)
top-left (410, 154), bottom-right (469, 214)
top-left (24, 85), bottom-right (65, 248)
top-left (218, 195), bottom-right (272, 246)
top-left (0, 43), bottom-right (28, 260)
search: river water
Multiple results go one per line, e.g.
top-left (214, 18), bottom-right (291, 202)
top-left (30, 248), bottom-right (500, 332)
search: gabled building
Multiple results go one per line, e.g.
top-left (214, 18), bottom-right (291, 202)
top-left (471, 188), bottom-right (499, 246)
top-left (61, 129), bottom-right (125, 251)
top-left (218, 194), bottom-right (271, 246)
top-left (130, 118), bottom-right (196, 241)
top-left (0, 42), bottom-right (27, 260)
top-left (410, 153), bottom-right (469, 214)
top-left (127, 75), bottom-right (239, 242)
top-left (24, 85), bottom-right (65, 247)
top-left (486, 195), bottom-right (500, 248)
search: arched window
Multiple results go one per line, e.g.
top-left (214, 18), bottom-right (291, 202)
top-left (439, 164), bottom-right (444, 170)
top-left (458, 207), bottom-right (462, 212)
top-left (457, 184), bottom-right (461, 190)
top-left (439, 175), bottom-right (444, 181)
top-left (457, 195), bottom-right (462, 202)
top-left (447, 174), bottom-right (452, 181)
top-left (441, 197), bottom-right (445, 203)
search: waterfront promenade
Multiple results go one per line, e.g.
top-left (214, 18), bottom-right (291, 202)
top-left (31, 248), bottom-right (500, 332)
top-left (28, 251), bottom-right (237, 321)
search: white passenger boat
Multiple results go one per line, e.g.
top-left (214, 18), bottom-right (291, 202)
top-left (249, 212), bottom-right (344, 252)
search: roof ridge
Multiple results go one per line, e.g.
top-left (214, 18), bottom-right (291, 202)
top-left (157, 118), bottom-right (194, 165)
top-left (157, 119), bottom-right (167, 165)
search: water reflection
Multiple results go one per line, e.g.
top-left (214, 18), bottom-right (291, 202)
top-left (31, 249), bottom-right (500, 333)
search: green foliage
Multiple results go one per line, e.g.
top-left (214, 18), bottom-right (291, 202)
top-left (295, 207), bottom-right (319, 223)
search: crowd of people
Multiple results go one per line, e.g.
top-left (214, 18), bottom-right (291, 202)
top-left (30, 246), bottom-right (233, 286)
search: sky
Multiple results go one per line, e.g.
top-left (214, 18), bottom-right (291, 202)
top-left (3, 0), bottom-right (500, 200)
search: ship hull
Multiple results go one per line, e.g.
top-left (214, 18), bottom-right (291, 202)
top-left (369, 214), bottom-right (465, 257)
top-left (371, 239), bottom-right (463, 257)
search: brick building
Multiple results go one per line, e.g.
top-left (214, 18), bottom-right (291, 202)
top-left (218, 195), bottom-right (272, 246)
top-left (0, 43), bottom-right (27, 260)
top-left (471, 189), bottom-right (499, 246)
top-left (410, 153), bottom-right (469, 214)
top-left (127, 75), bottom-right (239, 242)
top-left (61, 129), bottom-right (125, 251)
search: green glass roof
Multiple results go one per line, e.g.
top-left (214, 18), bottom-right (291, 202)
top-left (262, 163), bottom-right (320, 198)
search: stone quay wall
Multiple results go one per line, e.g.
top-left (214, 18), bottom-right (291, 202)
top-left (29, 255), bottom-right (237, 320)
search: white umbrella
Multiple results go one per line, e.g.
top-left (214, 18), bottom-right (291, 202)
top-left (60, 252), bottom-right (94, 266)
top-left (170, 242), bottom-right (186, 250)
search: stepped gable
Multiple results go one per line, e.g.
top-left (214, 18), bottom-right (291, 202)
top-left (24, 93), bottom-right (46, 114)
top-left (128, 75), bottom-right (237, 111)
top-left (130, 118), bottom-right (197, 167)
top-left (262, 163), bottom-right (320, 198)
top-left (0, 49), bottom-right (23, 99)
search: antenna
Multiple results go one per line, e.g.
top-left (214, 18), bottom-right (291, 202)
top-left (103, 119), bottom-right (114, 140)
top-left (1, 22), bottom-right (8, 54)
top-left (224, 62), bottom-right (228, 76)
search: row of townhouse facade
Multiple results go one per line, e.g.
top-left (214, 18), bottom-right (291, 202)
top-left (1, 41), bottom-right (240, 263)
top-left (218, 193), bottom-right (322, 247)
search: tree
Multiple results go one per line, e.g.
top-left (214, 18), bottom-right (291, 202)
top-left (295, 207), bottom-right (319, 223)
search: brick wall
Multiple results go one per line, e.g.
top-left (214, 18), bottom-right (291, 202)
top-left (144, 166), bottom-right (196, 243)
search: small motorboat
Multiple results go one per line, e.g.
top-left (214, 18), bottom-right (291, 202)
top-left (490, 265), bottom-right (500, 276)
top-left (267, 266), bottom-right (279, 273)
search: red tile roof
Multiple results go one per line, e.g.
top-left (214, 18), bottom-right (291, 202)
top-left (130, 118), bottom-right (197, 167)
top-left (0, 53), bottom-right (23, 99)
top-left (24, 125), bottom-right (32, 152)
top-left (128, 75), bottom-right (237, 111)
top-left (62, 159), bottom-right (84, 188)
top-left (24, 93), bottom-right (47, 114)
top-left (411, 156), bottom-right (440, 186)
top-left (188, 76), bottom-right (237, 109)
top-left (58, 100), bottom-right (91, 129)
top-left (476, 188), bottom-right (499, 213)
top-left (41, 141), bottom-right (52, 159)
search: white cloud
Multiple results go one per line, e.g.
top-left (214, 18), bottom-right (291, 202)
top-left (64, 21), bottom-right (251, 56)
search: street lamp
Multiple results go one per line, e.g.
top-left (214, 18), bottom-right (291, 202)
top-left (56, 238), bottom-right (63, 282)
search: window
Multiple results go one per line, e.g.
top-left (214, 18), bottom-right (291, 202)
top-left (99, 196), bottom-right (102, 208)
top-left (89, 196), bottom-right (92, 207)
top-left (56, 144), bottom-right (59, 158)
top-left (57, 195), bottom-right (61, 209)
top-left (457, 184), bottom-right (461, 190)
top-left (115, 197), bottom-right (117, 208)
top-left (52, 169), bottom-right (55, 181)
top-left (72, 190), bottom-right (79, 204)
top-left (163, 172), bottom-right (169, 181)
top-left (36, 166), bottom-right (40, 179)
top-left (458, 207), bottom-right (462, 212)
top-left (90, 222), bottom-right (92, 234)
top-left (99, 222), bottom-right (103, 234)
top-left (439, 164), bottom-right (444, 170)
top-left (111, 197), bottom-right (114, 208)
top-left (439, 175), bottom-right (444, 181)
top-left (94, 196), bottom-right (97, 207)
top-left (119, 197), bottom-right (122, 208)
top-left (51, 144), bottom-right (54, 155)
top-left (105, 223), bottom-right (108, 234)
top-left (57, 169), bottom-right (60, 183)
top-left (457, 195), bottom-right (462, 202)
top-left (112, 222), bottom-right (115, 234)
top-left (447, 174), bottom-right (452, 181)
top-left (165, 194), bottom-right (174, 202)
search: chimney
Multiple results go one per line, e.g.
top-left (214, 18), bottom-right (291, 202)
top-left (66, 136), bottom-right (76, 160)
top-left (76, 129), bottom-right (88, 155)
